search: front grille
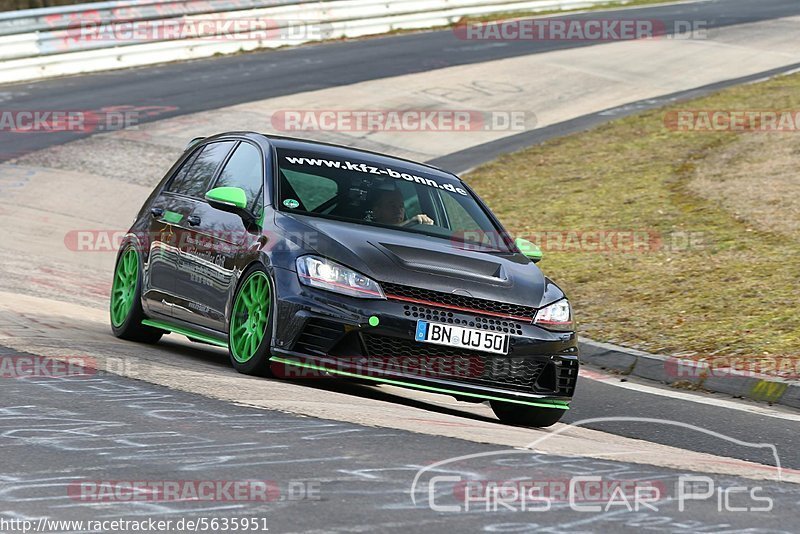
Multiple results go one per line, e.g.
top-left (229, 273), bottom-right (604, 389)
top-left (361, 334), bottom-right (546, 392)
top-left (382, 282), bottom-right (536, 322)
top-left (402, 305), bottom-right (524, 335)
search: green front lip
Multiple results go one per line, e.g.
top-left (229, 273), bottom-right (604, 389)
top-left (269, 356), bottom-right (570, 410)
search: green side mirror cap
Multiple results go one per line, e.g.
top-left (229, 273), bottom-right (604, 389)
top-left (515, 237), bottom-right (543, 263)
top-left (205, 186), bottom-right (248, 210)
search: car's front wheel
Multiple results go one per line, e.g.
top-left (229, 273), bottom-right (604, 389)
top-left (228, 265), bottom-right (274, 376)
top-left (110, 246), bottom-right (163, 343)
top-left (490, 400), bottom-right (565, 428)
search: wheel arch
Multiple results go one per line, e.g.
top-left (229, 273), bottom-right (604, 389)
top-left (224, 258), bottom-right (278, 335)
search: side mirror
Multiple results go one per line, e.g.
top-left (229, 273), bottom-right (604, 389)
top-left (205, 186), bottom-right (249, 215)
top-left (515, 237), bottom-right (543, 263)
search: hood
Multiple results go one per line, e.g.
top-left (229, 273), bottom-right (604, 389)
top-left (275, 213), bottom-right (558, 309)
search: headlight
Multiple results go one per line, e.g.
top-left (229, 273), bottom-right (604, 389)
top-left (534, 299), bottom-right (573, 331)
top-left (296, 256), bottom-right (385, 299)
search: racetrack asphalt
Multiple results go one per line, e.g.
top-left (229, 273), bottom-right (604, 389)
top-left (1, 0), bottom-right (800, 160)
top-left (0, 0), bottom-right (799, 529)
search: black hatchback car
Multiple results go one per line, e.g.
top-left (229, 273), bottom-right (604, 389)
top-left (110, 132), bottom-right (579, 427)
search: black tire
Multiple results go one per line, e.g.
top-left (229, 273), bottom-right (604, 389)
top-left (110, 245), bottom-right (163, 344)
top-left (490, 400), bottom-right (565, 428)
top-left (228, 265), bottom-right (274, 377)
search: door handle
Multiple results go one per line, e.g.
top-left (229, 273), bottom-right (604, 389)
top-left (150, 207), bottom-right (164, 218)
top-left (187, 215), bottom-right (202, 226)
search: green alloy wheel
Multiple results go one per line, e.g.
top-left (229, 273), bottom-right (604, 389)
top-left (229, 267), bottom-right (273, 375)
top-left (111, 248), bottom-right (137, 327)
top-left (109, 246), bottom-right (163, 343)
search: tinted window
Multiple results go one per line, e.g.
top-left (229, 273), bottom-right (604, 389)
top-left (166, 148), bottom-right (201, 193)
top-left (441, 191), bottom-right (483, 233)
top-left (396, 180), bottom-right (421, 218)
top-left (168, 141), bottom-right (235, 197)
top-left (282, 169), bottom-right (337, 211)
top-left (276, 149), bottom-right (509, 252)
top-left (214, 142), bottom-right (264, 211)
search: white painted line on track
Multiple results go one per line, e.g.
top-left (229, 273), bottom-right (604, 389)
top-left (580, 368), bottom-right (800, 422)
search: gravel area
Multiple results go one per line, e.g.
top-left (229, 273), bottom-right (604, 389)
top-left (12, 134), bottom-right (181, 188)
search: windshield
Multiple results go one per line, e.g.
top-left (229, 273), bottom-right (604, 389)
top-left (275, 149), bottom-right (512, 252)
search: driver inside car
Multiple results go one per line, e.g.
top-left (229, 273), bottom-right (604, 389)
top-left (370, 188), bottom-right (434, 226)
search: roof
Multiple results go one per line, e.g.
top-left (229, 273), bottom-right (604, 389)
top-left (218, 131), bottom-right (459, 180)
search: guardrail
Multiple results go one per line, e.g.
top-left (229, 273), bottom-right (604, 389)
top-left (0, 0), bottom-right (305, 36)
top-left (0, 0), bottom-right (611, 84)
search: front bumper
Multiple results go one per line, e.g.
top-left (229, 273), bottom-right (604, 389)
top-left (270, 267), bottom-right (579, 407)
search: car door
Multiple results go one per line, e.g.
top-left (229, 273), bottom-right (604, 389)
top-left (141, 146), bottom-right (205, 318)
top-left (147, 140), bottom-right (236, 320)
top-left (172, 140), bottom-right (266, 332)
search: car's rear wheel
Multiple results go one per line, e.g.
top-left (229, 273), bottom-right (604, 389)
top-left (490, 400), bottom-right (565, 428)
top-left (229, 266), bottom-right (274, 376)
top-left (110, 246), bottom-right (163, 343)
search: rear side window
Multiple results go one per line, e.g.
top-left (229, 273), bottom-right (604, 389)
top-left (167, 141), bottom-right (235, 198)
top-left (167, 147), bottom-right (202, 192)
top-left (214, 142), bottom-right (264, 211)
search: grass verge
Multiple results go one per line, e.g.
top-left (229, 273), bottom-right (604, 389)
top-left (467, 73), bottom-right (800, 364)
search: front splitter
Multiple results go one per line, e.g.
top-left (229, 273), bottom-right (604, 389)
top-left (269, 355), bottom-right (570, 410)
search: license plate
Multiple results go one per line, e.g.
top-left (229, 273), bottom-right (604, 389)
top-left (415, 320), bottom-right (509, 355)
